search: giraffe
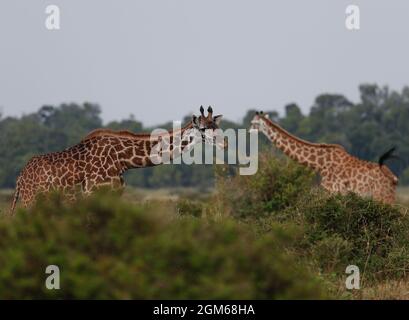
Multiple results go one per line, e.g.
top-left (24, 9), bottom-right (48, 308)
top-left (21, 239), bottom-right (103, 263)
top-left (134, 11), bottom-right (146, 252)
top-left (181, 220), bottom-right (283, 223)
top-left (9, 106), bottom-right (223, 213)
top-left (249, 111), bottom-right (398, 204)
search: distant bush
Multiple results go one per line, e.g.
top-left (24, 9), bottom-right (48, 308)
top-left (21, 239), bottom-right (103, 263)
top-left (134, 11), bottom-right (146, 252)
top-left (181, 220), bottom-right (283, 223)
top-left (214, 154), bottom-right (316, 218)
top-left (0, 192), bottom-right (326, 299)
top-left (284, 191), bottom-right (409, 283)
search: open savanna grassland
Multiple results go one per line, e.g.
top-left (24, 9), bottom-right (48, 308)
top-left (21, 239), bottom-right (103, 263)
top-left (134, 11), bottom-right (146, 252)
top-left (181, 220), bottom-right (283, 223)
top-left (397, 187), bottom-right (409, 207)
top-left (0, 186), bottom-right (407, 213)
top-left (0, 159), bottom-right (408, 300)
top-left (0, 187), bottom-right (211, 213)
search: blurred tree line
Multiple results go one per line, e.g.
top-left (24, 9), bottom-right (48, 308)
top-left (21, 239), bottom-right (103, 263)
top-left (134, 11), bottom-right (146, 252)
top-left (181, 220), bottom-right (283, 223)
top-left (0, 84), bottom-right (408, 189)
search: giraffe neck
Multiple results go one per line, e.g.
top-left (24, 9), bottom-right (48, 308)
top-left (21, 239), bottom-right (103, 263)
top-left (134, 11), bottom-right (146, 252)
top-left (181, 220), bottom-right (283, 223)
top-left (113, 122), bottom-right (199, 170)
top-left (259, 118), bottom-right (342, 171)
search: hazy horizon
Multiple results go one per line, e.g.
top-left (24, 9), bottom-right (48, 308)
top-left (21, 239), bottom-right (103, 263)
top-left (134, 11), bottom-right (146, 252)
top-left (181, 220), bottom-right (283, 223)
top-left (1, 1), bottom-right (409, 126)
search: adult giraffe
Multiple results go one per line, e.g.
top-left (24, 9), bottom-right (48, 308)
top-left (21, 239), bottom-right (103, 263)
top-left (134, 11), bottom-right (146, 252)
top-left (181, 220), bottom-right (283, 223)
top-left (10, 106), bottom-right (223, 213)
top-left (250, 111), bottom-right (398, 204)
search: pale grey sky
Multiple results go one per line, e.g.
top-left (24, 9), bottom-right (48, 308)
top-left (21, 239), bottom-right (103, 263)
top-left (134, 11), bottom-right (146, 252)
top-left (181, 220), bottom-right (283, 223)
top-left (0, 0), bottom-right (408, 125)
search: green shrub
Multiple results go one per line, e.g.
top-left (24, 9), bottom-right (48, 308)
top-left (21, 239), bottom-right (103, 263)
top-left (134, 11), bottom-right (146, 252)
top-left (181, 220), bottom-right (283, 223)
top-left (284, 191), bottom-right (409, 283)
top-left (176, 199), bottom-right (203, 217)
top-left (207, 153), bottom-right (409, 292)
top-left (214, 154), bottom-right (315, 218)
top-left (0, 191), bottom-right (327, 299)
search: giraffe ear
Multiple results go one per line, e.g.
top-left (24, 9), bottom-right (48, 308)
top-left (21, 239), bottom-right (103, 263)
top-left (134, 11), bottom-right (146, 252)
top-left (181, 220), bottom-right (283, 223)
top-left (192, 115), bottom-right (199, 127)
top-left (264, 113), bottom-right (269, 119)
top-left (213, 115), bottom-right (223, 126)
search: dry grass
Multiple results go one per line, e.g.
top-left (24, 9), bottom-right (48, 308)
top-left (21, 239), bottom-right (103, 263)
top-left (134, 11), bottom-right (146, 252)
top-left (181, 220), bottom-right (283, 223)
top-left (329, 278), bottom-right (409, 300)
top-left (0, 189), bottom-right (13, 213)
top-left (359, 280), bottom-right (409, 300)
top-left (0, 187), bottom-right (212, 214)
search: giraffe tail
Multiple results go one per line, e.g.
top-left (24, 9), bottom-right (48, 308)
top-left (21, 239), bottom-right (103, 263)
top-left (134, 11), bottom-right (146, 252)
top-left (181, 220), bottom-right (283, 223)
top-left (378, 146), bottom-right (399, 167)
top-left (9, 183), bottom-right (20, 216)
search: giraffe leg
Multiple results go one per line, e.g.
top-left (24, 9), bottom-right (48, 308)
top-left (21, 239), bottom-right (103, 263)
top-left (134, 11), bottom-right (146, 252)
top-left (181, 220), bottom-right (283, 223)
top-left (82, 177), bottom-right (125, 196)
top-left (82, 179), bottom-right (93, 194)
top-left (8, 184), bottom-right (20, 215)
top-left (111, 176), bottom-right (126, 196)
top-left (61, 185), bottom-right (80, 203)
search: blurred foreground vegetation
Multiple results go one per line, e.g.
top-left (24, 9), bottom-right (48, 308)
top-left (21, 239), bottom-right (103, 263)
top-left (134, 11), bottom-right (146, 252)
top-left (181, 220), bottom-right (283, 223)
top-left (0, 191), bottom-right (325, 299)
top-left (0, 154), bottom-right (408, 299)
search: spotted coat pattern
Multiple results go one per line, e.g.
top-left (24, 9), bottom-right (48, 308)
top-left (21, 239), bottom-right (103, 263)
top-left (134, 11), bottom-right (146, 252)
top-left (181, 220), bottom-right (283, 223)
top-left (250, 113), bottom-right (398, 204)
top-left (11, 129), bottom-right (181, 210)
top-left (10, 107), bottom-right (223, 213)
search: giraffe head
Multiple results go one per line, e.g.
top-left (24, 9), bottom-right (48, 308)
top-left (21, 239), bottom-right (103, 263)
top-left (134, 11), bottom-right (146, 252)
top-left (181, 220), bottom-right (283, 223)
top-left (249, 111), bottom-right (271, 135)
top-left (191, 106), bottom-right (225, 149)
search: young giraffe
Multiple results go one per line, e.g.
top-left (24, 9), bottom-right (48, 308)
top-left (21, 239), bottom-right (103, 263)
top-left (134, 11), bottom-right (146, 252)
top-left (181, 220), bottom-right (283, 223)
top-left (10, 106), bottom-right (223, 213)
top-left (250, 111), bottom-right (398, 204)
